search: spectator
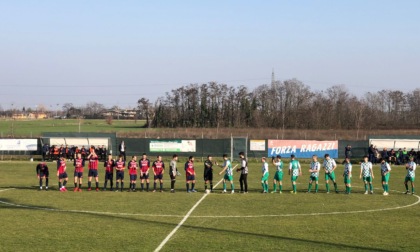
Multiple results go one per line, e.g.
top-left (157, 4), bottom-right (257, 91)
top-left (119, 141), bottom-right (127, 161)
top-left (64, 145), bottom-right (70, 159)
top-left (373, 146), bottom-right (380, 164)
top-left (98, 145), bottom-right (103, 159)
top-left (81, 145), bottom-right (88, 159)
top-left (381, 148), bottom-right (389, 163)
top-left (49, 145), bottom-right (54, 160)
top-left (409, 148), bottom-right (416, 158)
top-left (397, 148), bottom-right (403, 165)
top-left (100, 145), bottom-right (107, 160)
top-left (60, 145), bottom-right (66, 158)
top-left (389, 149), bottom-right (396, 165)
top-left (345, 144), bottom-right (352, 159)
top-left (42, 144), bottom-right (49, 161)
top-left (368, 144), bottom-right (375, 163)
top-left (52, 145), bottom-right (60, 160)
top-left (402, 147), bottom-right (408, 163)
top-left (68, 145), bottom-right (75, 161)
top-left (94, 146), bottom-right (98, 155)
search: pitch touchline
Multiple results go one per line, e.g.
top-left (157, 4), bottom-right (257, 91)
top-left (153, 177), bottom-right (225, 252)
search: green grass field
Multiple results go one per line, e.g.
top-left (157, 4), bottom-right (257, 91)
top-left (0, 119), bottom-right (146, 137)
top-left (0, 160), bottom-right (419, 252)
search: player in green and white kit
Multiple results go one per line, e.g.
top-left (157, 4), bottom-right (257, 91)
top-left (360, 155), bottom-right (374, 194)
top-left (404, 156), bottom-right (416, 194)
top-left (380, 158), bottom-right (391, 196)
top-left (307, 155), bottom-right (320, 193)
top-left (343, 157), bottom-right (352, 194)
top-left (323, 154), bottom-right (338, 193)
top-left (271, 155), bottom-right (283, 193)
top-left (261, 157), bottom-right (269, 193)
top-left (217, 154), bottom-right (234, 194)
top-left (288, 154), bottom-right (301, 194)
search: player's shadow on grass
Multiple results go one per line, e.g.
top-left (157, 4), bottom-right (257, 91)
top-left (113, 125), bottom-right (146, 129)
top-left (0, 198), bottom-right (59, 211)
top-left (0, 198), bottom-right (393, 252)
top-left (0, 186), bottom-right (46, 190)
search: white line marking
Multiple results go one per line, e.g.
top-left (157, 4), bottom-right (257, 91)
top-left (191, 189), bottom-right (420, 218)
top-left (153, 178), bottom-right (225, 252)
top-left (0, 188), bottom-right (419, 219)
top-left (194, 195), bottom-right (420, 218)
top-left (0, 188), bottom-right (14, 192)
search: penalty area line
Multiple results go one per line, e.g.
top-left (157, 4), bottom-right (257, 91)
top-left (153, 177), bottom-right (225, 252)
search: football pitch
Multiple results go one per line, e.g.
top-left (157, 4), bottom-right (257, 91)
top-left (0, 161), bottom-right (419, 252)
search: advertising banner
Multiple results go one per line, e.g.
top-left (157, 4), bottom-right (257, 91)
top-left (150, 140), bottom-right (196, 152)
top-left (268, 140), bottom-right (338, 158)
top-left (250, 140), bottom-right (266, 151)
top-left (0, 139), bottom-right (38, 151)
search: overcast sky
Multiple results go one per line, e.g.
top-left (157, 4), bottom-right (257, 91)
top-left (1, 0), bottom-right (419, 110)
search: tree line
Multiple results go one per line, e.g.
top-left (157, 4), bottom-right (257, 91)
top-left (137, 80), bottom-right (420, 130)
top-left (2, 79), bottom-right (418, 132)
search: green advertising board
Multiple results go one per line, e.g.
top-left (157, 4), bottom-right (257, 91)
top-left (150, 140), bottom-right (196, 152)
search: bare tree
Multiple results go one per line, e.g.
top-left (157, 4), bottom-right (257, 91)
top-left (348, 97), bottom-right (366, 139)
top-left (326, 85), bottom-right (350, 129)
top-left (62, 103), bottom-right (73, 117)
top-left (407, 88), bottom-right (420, 126)
top-left (136, 79), bottom-right (420, 131)
top-left (138, 98), bottom-right (153, 128)
top-left (82, 102), bottom-right (106, 119)
top-left (37, 104), bottom-right (47, 113)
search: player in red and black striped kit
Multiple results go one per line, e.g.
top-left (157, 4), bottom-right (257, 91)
top-left (36, 162), bottom-right (49, 190)
top-left (103, 154), bottom-right (115, 191)
top-left (139, 153), bottom-right (150, 192)
top-left (128, 156), bottom-right (138, 192)
top-left (87, 152), bottom-right (100, 191)
top-left (185, 156), bottom-right (197, 193)
top-left (152, 156), bottom-right (165, 192)
top-left (57, 157), bottom-right (68, 192)
top-left (115, 155), bottom-right (125, 192)
top-left (73, 153), bottom-right (85, 192)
